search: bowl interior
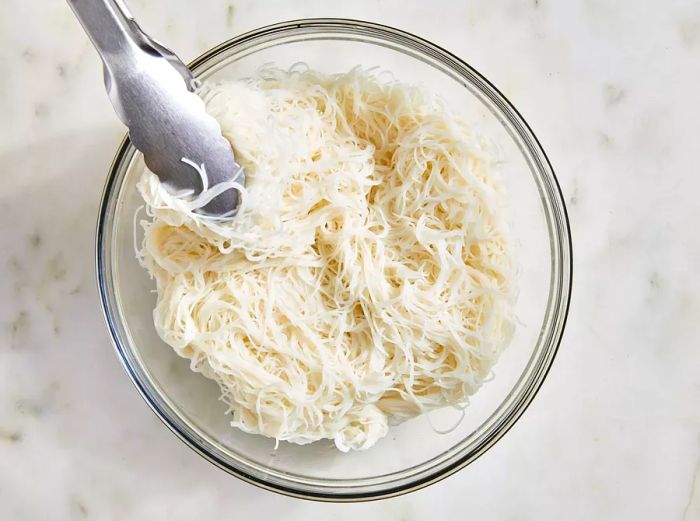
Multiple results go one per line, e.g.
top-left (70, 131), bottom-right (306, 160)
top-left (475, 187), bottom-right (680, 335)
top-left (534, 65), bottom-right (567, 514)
top-left (100, 21), bottom-right (568, 499)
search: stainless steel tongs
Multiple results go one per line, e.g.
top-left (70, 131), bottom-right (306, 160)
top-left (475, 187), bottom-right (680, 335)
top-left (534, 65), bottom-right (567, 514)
top-left (67, 0), bottom-right (244, 217)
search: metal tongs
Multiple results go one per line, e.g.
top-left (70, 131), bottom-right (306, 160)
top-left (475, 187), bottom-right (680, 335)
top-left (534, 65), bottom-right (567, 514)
top-left (67, 0), bottom-right (244, 218)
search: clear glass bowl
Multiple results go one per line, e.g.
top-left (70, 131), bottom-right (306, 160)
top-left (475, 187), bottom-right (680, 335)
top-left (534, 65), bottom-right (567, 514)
top-left (96, 19), bottom-right (572, 501)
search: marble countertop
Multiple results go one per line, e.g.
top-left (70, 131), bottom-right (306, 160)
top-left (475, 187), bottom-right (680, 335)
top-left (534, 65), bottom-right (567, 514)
top-left (1, 1), bottom-right (699, 519)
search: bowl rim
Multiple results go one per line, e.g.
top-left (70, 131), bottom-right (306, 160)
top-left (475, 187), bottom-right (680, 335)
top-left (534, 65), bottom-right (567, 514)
top-left (96, 17), bottom-right (573, 502)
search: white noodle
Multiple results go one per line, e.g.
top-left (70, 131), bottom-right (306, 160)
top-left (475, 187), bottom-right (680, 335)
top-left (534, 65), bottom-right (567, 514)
top-left (136, 67), bottom-right (515, 451)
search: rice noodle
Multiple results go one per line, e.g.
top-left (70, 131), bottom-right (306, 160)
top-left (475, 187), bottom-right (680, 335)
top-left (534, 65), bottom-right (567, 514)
top-left (136, 66), bottom-right (515, 451)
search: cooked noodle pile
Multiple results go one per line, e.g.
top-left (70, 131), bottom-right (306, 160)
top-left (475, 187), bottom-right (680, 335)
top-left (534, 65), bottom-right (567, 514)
top-left (137, 67), bottom-right (515, 451)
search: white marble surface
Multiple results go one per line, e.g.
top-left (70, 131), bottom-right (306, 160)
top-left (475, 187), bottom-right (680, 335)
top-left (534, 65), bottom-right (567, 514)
top-left (1, 0), bottom-right (699, 519)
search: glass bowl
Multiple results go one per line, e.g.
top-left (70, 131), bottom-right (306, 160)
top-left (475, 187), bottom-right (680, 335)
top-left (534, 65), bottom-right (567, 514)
top-left (96, 19), bottom-right (572, 501)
